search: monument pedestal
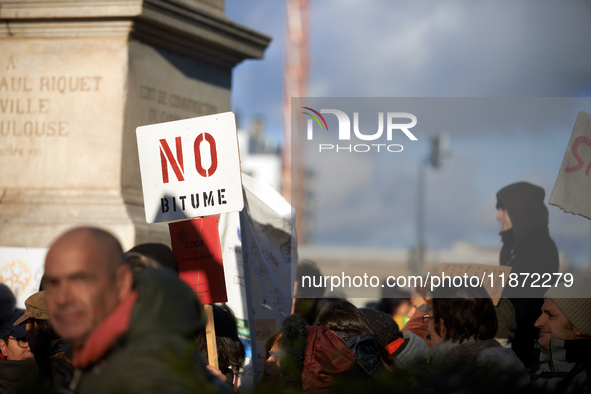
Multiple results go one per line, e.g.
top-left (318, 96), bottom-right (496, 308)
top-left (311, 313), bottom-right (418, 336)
top-left (0, 0), bottom-right (269, 249)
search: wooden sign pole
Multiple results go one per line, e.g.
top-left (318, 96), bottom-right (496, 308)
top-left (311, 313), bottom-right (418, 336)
top-left (205, 304), bottom-right (219, 369)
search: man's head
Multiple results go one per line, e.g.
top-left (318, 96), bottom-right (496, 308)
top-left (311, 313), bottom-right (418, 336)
top-left (534, 277), bottom-right (591, 349)
top-left (13, 291), bottom-right (61, 352)
top-left (0, 310), bottom-right (34, 360)
top-left (42, 227), bottom-right (133, 351)
top-left (429, 285), bottom-right (497, 345)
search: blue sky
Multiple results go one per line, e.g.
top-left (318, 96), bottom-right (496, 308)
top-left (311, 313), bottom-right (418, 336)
top-left (226, 1), bottom-right (591, 267)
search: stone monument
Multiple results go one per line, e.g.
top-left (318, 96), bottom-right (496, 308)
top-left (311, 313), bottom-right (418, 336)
top-left (0, 0), bottom-right (270, 249)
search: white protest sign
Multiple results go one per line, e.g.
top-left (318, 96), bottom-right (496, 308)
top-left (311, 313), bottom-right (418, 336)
top-left (218, 174), bottom-right (294, 389)
top-left (550, 111), bottom-right (591, 220)
top-left (136, 112), bottom-right (243, 223)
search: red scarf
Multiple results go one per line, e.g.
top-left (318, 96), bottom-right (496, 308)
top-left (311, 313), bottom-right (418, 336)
top-left (72, 291), bottom-right (138, 369)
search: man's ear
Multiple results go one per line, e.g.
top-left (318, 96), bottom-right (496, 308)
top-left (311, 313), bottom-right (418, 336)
top-left (0, 339), bottom-right (8, 356)
top-left (438, 319), bottom-right (447, 338)
top-left (115, 264), bottom-right (134, 301)
top-left (574, 327), bottom-right (583, 337)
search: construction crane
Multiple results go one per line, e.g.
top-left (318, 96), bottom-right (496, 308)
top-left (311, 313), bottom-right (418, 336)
top-left (281, 0), bottom-right (309, 244)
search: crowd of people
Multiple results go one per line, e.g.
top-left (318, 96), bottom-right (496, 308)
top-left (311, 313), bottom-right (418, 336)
top-left (0, 181), bottom-right (589, 393)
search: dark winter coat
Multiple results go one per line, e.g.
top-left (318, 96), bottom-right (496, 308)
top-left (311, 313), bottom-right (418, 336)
top-left (530, 339), bottom-right (590, 394)
top-left (70, 267), bottom-right (218, 394)
top-left (0, 358), bottom-right (38, 394)
top-left (31, 338), bottom-right (73, 393)
top-left (429, 338), bottom-right (525, 371)
top-left (496, 182), bottom-right (559, 298)
top-left (496, 182), bottom-right (559, 367)
top-left (391, 331), bottom-right (429, 369)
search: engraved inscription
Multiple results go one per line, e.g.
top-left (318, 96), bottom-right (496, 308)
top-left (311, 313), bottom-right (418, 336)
top-left (0, 98), bottom-right (50, 114)
top-left (39, 76), bottom-right (102, 93)
top-left (0, 120), bottom-right (67, 137)
top-left (0, 55), bottom-right (105, 150)
top-left (6, 56), bottom-right (16, 71)
top-left (139, 84), bottom-right (217, 123)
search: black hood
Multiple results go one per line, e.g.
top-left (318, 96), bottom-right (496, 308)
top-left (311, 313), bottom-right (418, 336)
top-left (496, 182), bottom-right (548, 245)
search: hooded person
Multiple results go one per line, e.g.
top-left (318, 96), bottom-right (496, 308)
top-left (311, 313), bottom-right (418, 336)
top-left (495, 181), bottom-right (559, 367)
top-left (496, 182), bottom-right (559, 289)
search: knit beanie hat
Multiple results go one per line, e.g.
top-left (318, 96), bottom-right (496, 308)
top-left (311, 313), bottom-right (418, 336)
top-left (358, 307), bottom-right (401, 347)
top-left (545, 276), bottom-right (591, 337)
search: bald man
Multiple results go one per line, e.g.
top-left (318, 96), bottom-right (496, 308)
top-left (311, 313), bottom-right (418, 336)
top-left (42, 227), bottom-right (216, 393)
top-left (43, 227), bottom-right (133, 353)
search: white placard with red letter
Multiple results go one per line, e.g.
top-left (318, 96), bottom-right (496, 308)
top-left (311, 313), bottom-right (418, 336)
top-left (550, 111), bottom-right (591, 220)
top-left (136, 112), bottom-right (244, 223)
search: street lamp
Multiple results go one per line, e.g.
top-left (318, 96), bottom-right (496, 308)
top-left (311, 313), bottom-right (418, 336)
top-left (413, 133), bottom-right (450, 276)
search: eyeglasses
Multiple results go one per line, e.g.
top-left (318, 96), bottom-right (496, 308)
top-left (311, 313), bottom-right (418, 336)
top-left (422, 314), bottom-right (432, 325)
top-left (267, 350), bottom-right (280, 363)
top-left (7, 337), bottom-right (29, 348)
